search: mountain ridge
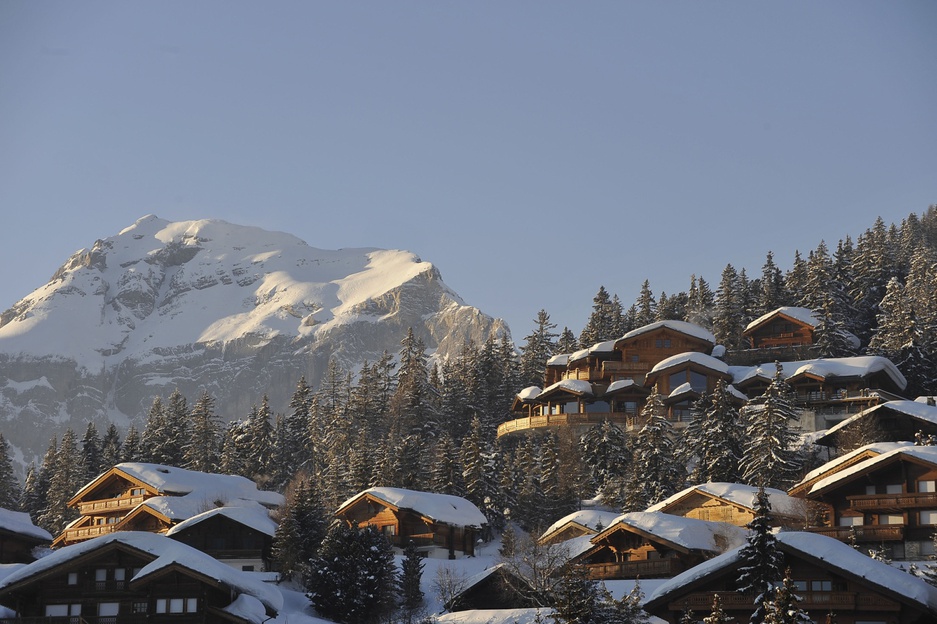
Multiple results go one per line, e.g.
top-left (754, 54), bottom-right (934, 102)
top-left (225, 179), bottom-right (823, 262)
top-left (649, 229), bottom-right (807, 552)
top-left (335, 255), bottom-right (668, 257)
top-left (0, 215), bottom-right (507, 469)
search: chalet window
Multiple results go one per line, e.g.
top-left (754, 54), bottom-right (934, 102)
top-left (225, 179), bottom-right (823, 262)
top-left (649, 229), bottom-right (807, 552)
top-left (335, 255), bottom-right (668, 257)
top-left (630, 355), bottom-right (639, 362)
top-left (95, 568), bottom-right (108, 589)
top-left (918, 480), bottom-right (936, 493)
top-left (920, 510), bottom-right (937, 525)
top-left (689, 370), bottom-right (707, 392)
top-left (67, 572), bottom-right (78, 585)
top-left (792, 580), bottom-right (808, 592)
top-left (880, 514), bottom-right (903, 525)
top-left (132, 602), bottom-right (148, 614)
top-left (242, 565), bottom-right (255, 571)
top-left (564, 401), bottom-right (579, 413)
top-left (885, 484), bottom-right (903, 494)
top-left (98, 602), bottom-right (119, 621)
top-left (130, 488), bottom-right (145, 496)
top-left (114, 568), bottom-right (126, 582)
top-left (655, 339), bottom-right (671, 348)
top-left (45, 604), bottom-right (81, 618)
top-left (157, 599), bottom-right (196, 614)
top-left (865, 485), bottom-right (876, 495)
top-left (585, 401), bottom-right (609, 413)
top-left (838, 515), bottom-right (863, 526)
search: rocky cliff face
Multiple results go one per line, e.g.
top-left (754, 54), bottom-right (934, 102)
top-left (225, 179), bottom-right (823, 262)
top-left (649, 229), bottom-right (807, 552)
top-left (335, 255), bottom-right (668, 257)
top-left (0, 216), bottom-right (507, 469)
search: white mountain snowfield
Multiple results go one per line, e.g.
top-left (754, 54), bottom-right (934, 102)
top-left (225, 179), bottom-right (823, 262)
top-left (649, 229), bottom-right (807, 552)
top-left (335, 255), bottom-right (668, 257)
top-left (0, 215), bottom-right (505, 467)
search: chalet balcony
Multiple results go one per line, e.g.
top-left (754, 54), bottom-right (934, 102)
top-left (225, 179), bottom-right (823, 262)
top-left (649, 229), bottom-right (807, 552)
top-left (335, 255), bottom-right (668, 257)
top-left (77, 495), bottom-right (146, 515)
top-left (807, 525), bottom-right (904, 542)
top-left (602, 361), bottom-right (650, 374)
top-left (847, 492), bottom-right (937, 511)
top-left (583, 558), bottom-right (684, 580)
top-left (497, 412), bottom-right (635, 438)
top-left (58, 523), bottom-right (120, 543)
top-left (669, 591), bottom-right (898, 612)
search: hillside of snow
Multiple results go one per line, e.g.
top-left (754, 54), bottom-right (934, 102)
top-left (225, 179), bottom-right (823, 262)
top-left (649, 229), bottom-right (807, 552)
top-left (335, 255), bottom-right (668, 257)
top-left (0, 215), bottom-right (506, 468)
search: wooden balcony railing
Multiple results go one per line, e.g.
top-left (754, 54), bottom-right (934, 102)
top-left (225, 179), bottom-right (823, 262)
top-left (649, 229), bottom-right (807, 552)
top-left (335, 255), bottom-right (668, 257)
top-left (59, 524), bottom-right (119, 543)
top-left (602, 361), bottom-right (650, 373)
top-left (847, 492), bottom-right (937, 510)
top-left (498, 412), bottom-right (637, 437)
top-left (670, 591), bottom-right (897, 612)
top-left (77, 495), bottom-right (146, 515)
top-left (583, 558), bottom-right (682, 580)
top-left (807, 525), bottom-right (904, 542)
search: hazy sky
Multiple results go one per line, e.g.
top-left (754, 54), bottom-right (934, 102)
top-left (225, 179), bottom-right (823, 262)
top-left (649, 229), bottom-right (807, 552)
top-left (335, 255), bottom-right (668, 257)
top-left (1, 2), bottom-right (935, 340)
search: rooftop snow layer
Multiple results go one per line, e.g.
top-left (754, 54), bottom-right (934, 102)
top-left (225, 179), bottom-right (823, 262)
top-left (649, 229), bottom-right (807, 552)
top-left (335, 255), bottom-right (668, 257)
top-left (516, 386), bottom-right (542, 401)
top-left (646, 483), bottom-right (805, 518)
top-left (164, 501), bottom-right (277, 537)
top-left (541, 509), bottom-right (623, 540)
top-left (600, 512), bottom-right (747, 553)
top-left (650, 351), bottom-right (729, 374)
top-left (745, 306), bottom-right (818, 332)
top-left (568, 340), bottom-right (617, 364)
top-left (539, 378), bottom-right (594, 397)
top-left (728, 356), bottom-right (907, 390)
top-left (619, 320), bottom-right (715, 344)
top-left (809, 445), bottom-right (937, 495)
top-left (341, 487), bottom-right (488, 528)
top-left (0, 508), bottom-right (52, 541)
top-left (795, 441), bottom-right (914, 487)
top-left (819, 400), bottom-right (937, 440)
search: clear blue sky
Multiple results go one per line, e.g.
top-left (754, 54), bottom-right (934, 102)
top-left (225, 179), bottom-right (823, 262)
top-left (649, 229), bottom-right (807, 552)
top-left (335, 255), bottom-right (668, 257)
top-left (1, 2), bottom-right (935, 340)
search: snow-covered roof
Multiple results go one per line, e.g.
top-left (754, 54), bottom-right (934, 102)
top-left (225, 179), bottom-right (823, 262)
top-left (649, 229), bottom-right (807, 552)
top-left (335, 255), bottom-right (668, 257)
top-left (165, 501), bottom-right (277, 537)
top-left (596, 512), bottom-right (747, 554)
top-left (339, 487), bottom-right (488, 528)
top-left (541, 509), bottom-right (623, 541)
top-left (650, 351), bottom-right (729, 375)
top-left (538, 378), bottom-right (594, 398)
top-left (667, 382), bottom-right (695, 400)
top-left (646, 483), bottom-right (805, 519)
top-left (0, 532), bottom-right (283, 617)
top-left (745, 306), bottom-right (818, 333)
top-left (556, 533), bottom-right (600, 561)
top-left (568, 340), bottom-right (617, 364)
top-left (515, 386), bottom-right (542, 401)
top-left (605, 379), bottom-right (641, 394)
top-left (436, 608), bottom-right (553, 624)
top-left (728, 356), bottom-right (907, 390)
top-left (73, 463), bottom-right (284, 508)
top-left (645, 531), bottom-right (937, 612)
top-left (618, 320), bottom-right (715, 345)
top-left (0, 508), bottom-right (52, 542)
top-left (809, 445), bottom-right (937, 496)
top-left (794, 441), bottom-right (913, 489)
top-left (546, 354), bottom-right (570, 367)
top-left (819, 400), bottom-right (937, 441)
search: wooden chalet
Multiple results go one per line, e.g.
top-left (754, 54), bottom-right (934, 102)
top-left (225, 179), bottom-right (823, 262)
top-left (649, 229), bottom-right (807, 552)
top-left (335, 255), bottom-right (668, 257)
top-left (742, 306), bottom-right (818, 351)
top-left (789, 441), bottom-right (914, 498)
top-left (499, 321), bottom-right (716, 438)
top-left (730, 356), bottom-right (907, 432)
top-left (644, 353), bottom-right (735, 424)
top-left (165, 505), bottom-right (276, 572)
top-left (0, 508), bottom-right (52, 564)
top-left (643, 531), bottom-right (937, 624)
top-left (569, 512), bottom-right (746, 581)
top-left (444, 564), bottom-right (538, 612)
top-left (53, 463), bottom-right (283, 552)
top-left (801, 444), bottom-right (937, 560)
top-left (646, 483), bottom-right (807, 530)
top-left (334, 487), bottom-right (487, 558)
top-left (814, 400), bottom-right (937, 450)
top-left (0, 532), bottom-right (281, 624)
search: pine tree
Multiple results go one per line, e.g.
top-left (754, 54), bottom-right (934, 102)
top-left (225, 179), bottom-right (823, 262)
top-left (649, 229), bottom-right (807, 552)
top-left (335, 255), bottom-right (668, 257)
top-left (628, 388), bottom-right (682, 508)
top-left (184, 390), bottom-right (220, 472)
top-left (785, 250), bottom-right (809, 307)
top-left (0, 433), bottom-right (22, 510)
top-left (38, 429), bottom-right (83, 535)
top-left (556, 327), bottom-right (579, 354)
top-left (685, 275), bottom-right (715, 330)
top-left (580, 286), bottom-right (617, 346)
top-left (703, 594), bottom-right (734, 624)
top-left (712, 264), bottom-right (745, 350)
top-left (580, 420), bottom-right (631, 502)
top-left (763, 568), bottom-right (812, 624)
top-left (308, 524), bottom-right (396, 624)
top-left (737, 486), bottom-right (784, 624)
top-left (551, 563), bottom-right (599, 624)
top-left (520, 310), bottom-right (559, 388)
top-left (121, 425), bottom-right (142, 462)
top-left (398, 539), bottom-right (425, 619)
top-left (164, 388), bottom-right (189, 465)
top-left (758, 251), bottom-right (786, 315)
top-left (684, 379), bottom-right (742, 484)
top-left (140, 396), bottom-right (168, 462)
top-left (595, 581), bottom-right (649, 624)
top-left (812, 294), bottom-right (856, 358)
top-left (246, 394), bottom-right (274, 484)
top-left (272, 475), bottom-right (327, 582)
top-left (633, 280), bottom-right (657, 328)
top-left (429, 432), bottom-right (463, 495)
top-left (100, 423), bottom-right (122, 470)
top-left (740, 363), bottom-right (802, 490)
top-left (80, 422), bottom-right (102, 482)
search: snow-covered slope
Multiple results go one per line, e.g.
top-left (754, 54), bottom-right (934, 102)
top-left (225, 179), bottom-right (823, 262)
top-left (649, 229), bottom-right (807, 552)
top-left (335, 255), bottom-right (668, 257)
top-left (0, 215), bottom-right (507, 467)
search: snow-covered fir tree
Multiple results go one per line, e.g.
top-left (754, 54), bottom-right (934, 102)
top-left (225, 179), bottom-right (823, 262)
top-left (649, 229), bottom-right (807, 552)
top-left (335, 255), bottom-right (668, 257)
top-left (556, 327), bottom-right (579, 354)
top-left (763, 568), bottom-right (812, 624)
top-left (398, 539), bottom-right (425, 621)
top-left (740, 362), bottom-right (803, 490)
top-left (580, 419), bottom-right (631, 505)
top-left (633, 279), bottom-right (657, 328)
top-left (683, 379), bottom-right (742, 484)
top-left (0, 433), bottom-right (21, 510)
top-left (79, 422), bottom-right (102, 482)
top-left (580, 286), bottom-right (618, 346)
top-left (626, 388), bottom-right (682, 509)
top-left (736, 486), bottom-right (784, 624)
top-left (38, 429), bottom-right (83, 535)
top-left (551, 562), bottom-right (599, 624)
top-left (703, 594), bottom-right (734, 624)
top-left (307, 523), bottom-right (396, 624)
top-left (520, 309), bottom-right (559, 388)
top-left (100, 423), bottom-right (122, 471)
top-left (184, 391), bottom-right (221, 472)
top-left (272, 475), bottom-right (327, 582)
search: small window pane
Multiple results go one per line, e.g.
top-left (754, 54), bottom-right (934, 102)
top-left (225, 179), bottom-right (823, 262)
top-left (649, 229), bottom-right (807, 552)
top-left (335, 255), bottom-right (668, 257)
top-left (156, 599), bottom-right (167, 614)
top-left (95, 569), bottom-right (107, 582)
top-left (67, 572), bottom-right (78, 585)
top-left (98, 603), bottom-right (119, 617)
top-left (838, 515), bottom-right (863, 526)
top-left (881, 514), bottom-right (904, 525)
top-left (886, 484), bottom-right (902, 494)
top-left (169, 598), bottom-right (184, 613)
top-left (186, 598), bottom-right (198, 612)
top-left (920, 510), bottom-right (937, 524)
top-left (114, 568), bottom-right (126, 581)
top-left (919, 481), bottom-right (936, 493)
top-left (46, 605), bottom-right (69, 617)
top-left (865, 485), bottom-right (876, 495)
